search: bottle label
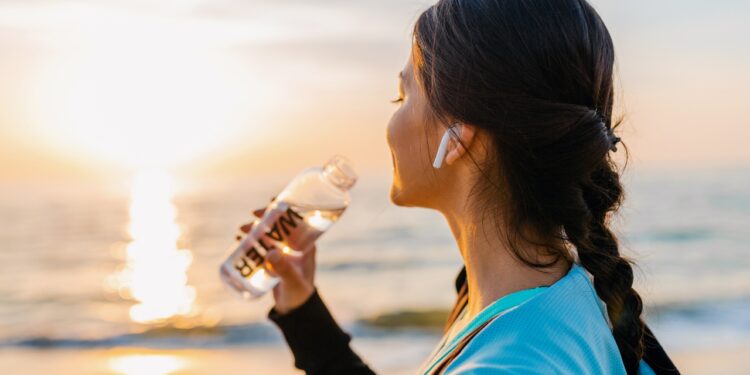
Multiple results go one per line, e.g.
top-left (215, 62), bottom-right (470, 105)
top-left (234, 202), bottom-right (304, 278)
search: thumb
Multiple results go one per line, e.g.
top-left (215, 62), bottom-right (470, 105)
top-left (266, 249), bottom-right (305, 286)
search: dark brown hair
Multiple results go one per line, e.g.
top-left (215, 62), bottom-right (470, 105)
top-left (413, 0), bottom-right (644, 373)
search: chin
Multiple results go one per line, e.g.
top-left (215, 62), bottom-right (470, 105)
top-left (389, 179), bottom-right (411, 207)
top-left (391, 183), bottom-right (422, 208)
top-left (389, 182), bottom-right (403, 206)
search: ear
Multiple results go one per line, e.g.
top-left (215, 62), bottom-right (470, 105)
top-left (444, 124), bottom-right (477, 166)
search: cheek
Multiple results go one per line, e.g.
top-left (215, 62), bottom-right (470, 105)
top-left (387, 111), bottom-right (412, 205)
top-left (386, 103), bottom-right (437, 203)
top-left (387, 108), bottom-right (416, 172)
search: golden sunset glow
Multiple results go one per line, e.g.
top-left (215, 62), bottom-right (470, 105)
top-left (34, 53), bottom-right (253, 168)
top-left (109, 353), bottom-right (188, 375)
top-left (19, 5), bottom-right (264, 169)
top-left (116, 169), bottom-right (197, 323)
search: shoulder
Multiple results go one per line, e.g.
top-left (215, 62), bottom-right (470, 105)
top-left (444, 265), bottom-right (628, 375)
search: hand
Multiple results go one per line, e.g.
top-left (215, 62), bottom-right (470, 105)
top-left (239, 207), bottom-right (317, 315)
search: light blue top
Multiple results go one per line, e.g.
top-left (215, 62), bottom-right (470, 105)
top-left (421, 264), bottom-right (656, 374)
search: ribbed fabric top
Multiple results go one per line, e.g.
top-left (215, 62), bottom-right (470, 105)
top-left (420, 286), bottom-right (549, 374)
top-left (436, 264), bottom-right (656, 374)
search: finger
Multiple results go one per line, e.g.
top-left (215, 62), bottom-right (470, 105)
top-left (239, 213), bottom-right (264, 233)
top-left (266, 249), bottom-right (306, 288)
top-left (302, 245), bottom-right (316, 267)
top-left (302, 246), bottom-right (316, 283)
top-left (239, 222), bottom-right (254, 233)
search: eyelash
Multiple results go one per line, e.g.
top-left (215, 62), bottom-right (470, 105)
top-left (391, 96), bottom-right (404, 104)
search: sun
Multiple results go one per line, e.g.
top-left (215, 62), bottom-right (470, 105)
top-left (31, 33), bottom-right (258, 168)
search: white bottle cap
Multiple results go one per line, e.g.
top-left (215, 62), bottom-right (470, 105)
top-left (322, 155), bottom-right (358, 191)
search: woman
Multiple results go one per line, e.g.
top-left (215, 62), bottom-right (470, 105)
top-left (242, 0), bottom-right (679, 373)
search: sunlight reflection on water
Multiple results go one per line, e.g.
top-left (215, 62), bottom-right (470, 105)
top-left (109, 353), bottom-right (188, 375)
top-left (114, 169), bottom-right (197, 323)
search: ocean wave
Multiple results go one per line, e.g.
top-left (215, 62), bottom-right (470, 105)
top-left (319, 259), bottom-right (454, 272)
top-left (5, 296), bottom-right (750, 350)
top-left (630, 228), bottom-right (716, 244)
top-left (0, 321), bottom-right (440, 350)
top-left (1, 323), bottom-right (281, 349)
top-left (647, 297), bottom-right (750, 350)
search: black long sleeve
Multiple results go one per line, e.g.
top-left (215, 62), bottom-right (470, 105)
top-left (268, 289), bottom-right (376, 375)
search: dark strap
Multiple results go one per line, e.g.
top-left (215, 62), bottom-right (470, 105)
top-left (443, 278), bottom-right (468, 333)
top-left (642, 324), bottom-right (681, 374)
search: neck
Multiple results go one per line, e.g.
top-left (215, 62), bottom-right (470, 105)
top-left (439, 201), bottom-right (571, 319)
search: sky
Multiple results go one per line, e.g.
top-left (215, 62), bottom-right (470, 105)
top-left (0, 0), bottom-right (748, 181)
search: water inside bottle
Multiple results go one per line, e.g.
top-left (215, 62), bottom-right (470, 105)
top-left (221, 201), bottom-right (346, 298)
top-left (273, 202), bottom-right (346, 253)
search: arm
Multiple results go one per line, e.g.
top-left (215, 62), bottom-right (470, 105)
top-left (240, 208), bottom-right (375, 374)
top-left (268, 289), bottom-right (376, 375)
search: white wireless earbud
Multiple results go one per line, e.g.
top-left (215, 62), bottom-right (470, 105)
top-left (433, 124), bottom-right (460, 169)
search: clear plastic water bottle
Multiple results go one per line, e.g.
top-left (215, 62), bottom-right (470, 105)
top-left (220, 155), bottom-right (357, 299)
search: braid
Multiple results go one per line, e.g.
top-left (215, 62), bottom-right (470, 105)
top-left (566, 161), bottom-right (646, 374)
top-left (411, 0), bottom-right (654, 372)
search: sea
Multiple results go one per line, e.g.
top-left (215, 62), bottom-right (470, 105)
top-left (1, 167), bottom-right (749, 373)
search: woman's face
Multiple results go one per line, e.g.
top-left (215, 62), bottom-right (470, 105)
top-left (386, 54), bottom-right (446, 208)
